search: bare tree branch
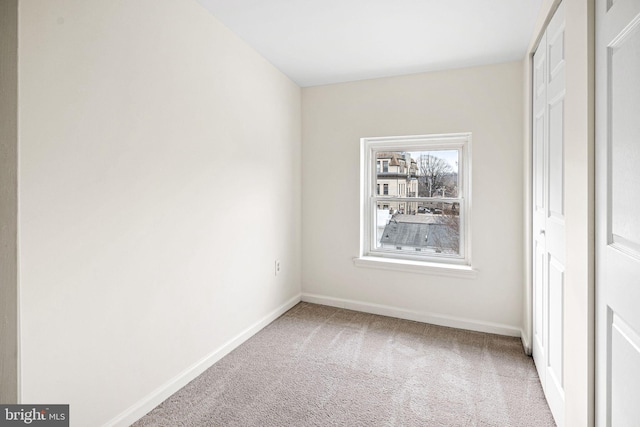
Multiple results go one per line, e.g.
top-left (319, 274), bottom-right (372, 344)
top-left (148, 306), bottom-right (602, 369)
top-left (417, 154), bottom-right (455, 197)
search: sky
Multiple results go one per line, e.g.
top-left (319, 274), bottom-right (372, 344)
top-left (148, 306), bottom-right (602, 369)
top-left (408, 150), bottom-right (459, 173)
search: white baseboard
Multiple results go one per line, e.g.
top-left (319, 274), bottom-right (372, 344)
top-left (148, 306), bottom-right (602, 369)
top-left (105, 294), bottom-right (302, 427)
top-left (520, 329), bottom-right (532, 355)
top-left (301, 293), bottom-right (521, 337)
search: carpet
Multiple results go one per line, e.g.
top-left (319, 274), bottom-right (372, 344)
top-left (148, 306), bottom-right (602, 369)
top-left (133, 302), bottom-right (555, 426)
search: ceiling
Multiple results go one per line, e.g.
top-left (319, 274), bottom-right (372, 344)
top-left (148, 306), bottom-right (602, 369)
top-left (196, 0), bottom-right (543, 87)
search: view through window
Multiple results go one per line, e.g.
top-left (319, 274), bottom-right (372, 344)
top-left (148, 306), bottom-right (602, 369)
top-left (361, 134), bottom-right (470, 265)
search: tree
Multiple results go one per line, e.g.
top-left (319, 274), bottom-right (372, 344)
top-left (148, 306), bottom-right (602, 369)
top-left (433, 210), bottom-right (460, 254)
top-left (417, 154), bottom-right (455, 197)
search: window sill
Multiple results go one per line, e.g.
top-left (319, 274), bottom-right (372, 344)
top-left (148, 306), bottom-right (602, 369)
top-left (353, 256), bottom-right (477, 279)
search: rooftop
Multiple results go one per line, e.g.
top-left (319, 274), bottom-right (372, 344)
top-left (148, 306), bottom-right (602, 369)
top-left (380, 221), bottom-right (457, 251)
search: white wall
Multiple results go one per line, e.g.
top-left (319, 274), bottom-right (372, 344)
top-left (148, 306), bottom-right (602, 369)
top-left (17, 1), bottom-right (301, 425)
top-left (301, 62), bottom-right (525, 334)
top-left (522, 1), bottom-right (595, 425)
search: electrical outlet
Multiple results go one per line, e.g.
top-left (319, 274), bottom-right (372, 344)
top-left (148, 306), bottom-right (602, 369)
top-left (275, 260), bottom-right (281, 276)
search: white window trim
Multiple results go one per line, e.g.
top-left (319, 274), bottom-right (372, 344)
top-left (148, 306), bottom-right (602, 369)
top-left (356, 133), bottom-right (474, 276)
top-left (353, 256), bottom-right (477, 278)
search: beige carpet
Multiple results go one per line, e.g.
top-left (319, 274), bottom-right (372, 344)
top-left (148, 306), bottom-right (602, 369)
top-left (133, 302), bottom-right (555, 426)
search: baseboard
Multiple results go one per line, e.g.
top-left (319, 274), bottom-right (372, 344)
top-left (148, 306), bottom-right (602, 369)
top-left (301, 293), bottom-right (521, 337)
top-left (105, 293), bottom-right (302, 427)
top-left (520, 329), bottom-right (532, 356)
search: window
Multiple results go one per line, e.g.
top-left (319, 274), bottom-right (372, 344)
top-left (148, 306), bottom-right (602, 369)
top-left (382, 160), bottom-right (389, 173)
top-left (358, 133), bottom-right (472, 270)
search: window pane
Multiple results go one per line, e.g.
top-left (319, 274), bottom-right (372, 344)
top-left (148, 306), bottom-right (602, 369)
top-left (375, 150), bottom-right (458, 200)
top-left (374, 202), bottom-right (461, 256)
top-left (413, 150), bottom-right (459, 197)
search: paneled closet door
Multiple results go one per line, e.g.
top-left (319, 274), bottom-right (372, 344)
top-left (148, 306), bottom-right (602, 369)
top-left (596, 0), bottom-right (640, 425)
top-left (532, 2), bottom-right (565, 426)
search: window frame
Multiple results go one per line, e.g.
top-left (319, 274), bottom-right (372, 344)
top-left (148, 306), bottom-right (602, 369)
top-left (357, 133), bottom-right (473, 271)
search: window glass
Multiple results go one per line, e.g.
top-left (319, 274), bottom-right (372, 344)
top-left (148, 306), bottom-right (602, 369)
top-left (361, 134), bottom-right (470, 265)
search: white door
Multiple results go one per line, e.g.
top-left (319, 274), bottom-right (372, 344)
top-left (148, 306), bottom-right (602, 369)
top-left (532, 2), bottom-right (565, 426)
top-left (596, 0), bottom-right (640, 425)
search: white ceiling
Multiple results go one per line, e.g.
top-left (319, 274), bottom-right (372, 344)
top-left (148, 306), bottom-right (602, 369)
top-left (196, 0), bottom-right (542, 87)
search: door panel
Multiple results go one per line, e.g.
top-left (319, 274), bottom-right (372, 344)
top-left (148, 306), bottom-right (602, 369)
top-left (610, 19), bottom-right (640, 251)
top-left (548, 99), bottom-right (564, 218)
top-left (532, 3), bottom-right (565, 426)
top-left (535, 114), bottom-right (546, 211)
top-left (533, 239), bottom-right (546, 382)
top-left (548, 256), bottom-right (564, 388)
top-left (548, 31), bottom-right (565, 78)
top-left (610, 312), bottom-right (640, 426)
top-left (532, 28), bottom-right (547, 388)
top-left (596, 0), bottom-right (640, 425)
